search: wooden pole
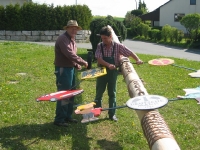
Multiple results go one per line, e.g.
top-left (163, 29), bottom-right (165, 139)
top-left (119, 57), bottom-right (180, 150)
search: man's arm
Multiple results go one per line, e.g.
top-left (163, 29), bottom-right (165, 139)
top-left (129, 53), bottom-right (143, 65)
top-left (119, 44), bottom-right (143, 65)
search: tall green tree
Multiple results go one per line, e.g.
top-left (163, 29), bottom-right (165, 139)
top-left (131, 9), bottom-right (143, 16)
top-left (180, 13), bottom-right (200, 41)
top-left (123, 11), bottom-right (135, 28)
top-left (130, 16), bottom-right (142, 36)
top-left (138, 0), bottom-right (148, 14)
top-left (130, 0), bottom-right (147, 17)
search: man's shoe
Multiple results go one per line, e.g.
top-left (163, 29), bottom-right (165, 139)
top-left (109, 115), bottom-right (118, 121)
top-left (54, 122), bottom-right (68, 127)
top-left (65, 118), bottom-right (78, 123)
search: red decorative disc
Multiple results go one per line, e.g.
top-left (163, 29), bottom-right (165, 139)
top-left (36, 89), bottom-right (84, 102)
top-left (148, 58), bottom-right (174, 66)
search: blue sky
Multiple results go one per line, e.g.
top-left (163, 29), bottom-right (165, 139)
top-left (33, 0), bottom-right (169, 17)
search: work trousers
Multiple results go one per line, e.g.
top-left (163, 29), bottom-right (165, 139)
top-left (95, 68), bottom-right (118, 116)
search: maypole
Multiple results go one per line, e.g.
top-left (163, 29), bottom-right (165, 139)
top-left (119, 57), bottom-right (180, 150)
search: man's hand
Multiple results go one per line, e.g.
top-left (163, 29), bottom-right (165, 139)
top-left (136, 59), bottom-right (143, 65)
top-left (75, 64), bottom-right (82, 70)
top-left (76, 64), bottom-right (82, 70)
top-left (84, 62), bottom-right (88, 68)
top-left (108, 64), bottom-right (116, 70)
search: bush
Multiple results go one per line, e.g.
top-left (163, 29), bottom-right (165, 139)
top-left (0, 6), bottom-right (5, 30)
top-left (149, 29), bottom-right (161, 41)
top-left (126, 28), bottom-right (137, 38)
top-left (161, 24), bottom-right (172, 42)
top-left (169, 27), bottom-right (177, 42)
top-left (151, 26), bottom-right (162, 31)
top-left (174, 29), bottom-right (184, 43)
top-left (89, 16), bottom-right (127, 51)
top-left (137, 23), bottom-right (150, 39)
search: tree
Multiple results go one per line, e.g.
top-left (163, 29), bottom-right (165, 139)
top-left (131, 9), bottom-right (143, 16)
top-left (123, 11), bottom-right (135, 28)
top-left (138, 0), bottom-right (148, 14)
top-left (90, 15), bottom-right (127, 52)
top-left (130, 0), bottom-right (147, 17)
top-left (130, 16), bottom-right (142, 36)
top-left (180, 13), bottom-right (200, 41)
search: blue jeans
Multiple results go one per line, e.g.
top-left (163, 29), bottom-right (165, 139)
top-left (54, 66), bottom-right (75, 123)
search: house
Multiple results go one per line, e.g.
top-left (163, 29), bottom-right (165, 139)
top-left (139, 0), bottom-right (200, 32)
top-left (0, 0), bottom-right (32, 7)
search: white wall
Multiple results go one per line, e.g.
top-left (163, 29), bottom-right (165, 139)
top-left (160, 0), bottom-right (200, 32)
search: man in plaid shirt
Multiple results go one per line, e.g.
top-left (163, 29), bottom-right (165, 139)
top-left (94, 26), bottom-right (143, 121)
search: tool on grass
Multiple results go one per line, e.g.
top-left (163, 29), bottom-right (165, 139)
top-left (77, 88), bottom-right (200, 123)
top-left (176, 86), bottom-right (200, 104)
top-left (77, 95), bottom-right (169, 123)
top-left (188, 70), bottom-right (200, 78)
top-left (74, 102), bottom-right (99, 123)
top-left (142, 58), bottom-right (200, 78)
top-left (90, 105), bottom-right (127, 117)
top-left (147, 58), bottom-right (198, 71)
top-left (148, 58), bottom-right (175, 66)
top-left (157, 86), bottom-right (200, 105)
top-left (36, 89), bottom-right (84, 102)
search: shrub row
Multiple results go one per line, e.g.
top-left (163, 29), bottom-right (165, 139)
top-left (0, 2), bottom-right (92, 30)
top-left (139, 24), bottom-right (185, 43)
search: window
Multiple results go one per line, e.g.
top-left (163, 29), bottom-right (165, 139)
top-left (174, 13), bottom-right (185, 22)
top-left (190, 0), bottom-right (196, 5)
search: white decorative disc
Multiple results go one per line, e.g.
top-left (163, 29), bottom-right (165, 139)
top-left (126, 95), bottom-right (168, 110)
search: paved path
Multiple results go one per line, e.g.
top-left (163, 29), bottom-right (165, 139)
top-left (32, 40), bottom-right (199, 61)
top-left (122, 40), bottom-right (200, 61)
top-left (5, 40), bottom-right (200, 61)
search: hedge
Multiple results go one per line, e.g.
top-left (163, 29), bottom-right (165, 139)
top-left (0, 2), bottom-right (92, 31)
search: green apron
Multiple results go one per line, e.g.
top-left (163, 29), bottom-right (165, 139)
top-left (95, 43), bottom-right (118, 117)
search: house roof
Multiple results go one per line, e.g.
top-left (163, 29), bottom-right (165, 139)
top-left (139, 0), bottom-right (171, 21)
top-left (139, 8), bottom-right (160, 21)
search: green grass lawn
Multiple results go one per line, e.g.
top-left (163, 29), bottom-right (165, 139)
top-left (0, 41), bottom-right (200, 150)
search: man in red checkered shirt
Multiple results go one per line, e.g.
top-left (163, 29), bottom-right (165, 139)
top-left (94, 26), bottom-right (143, 121)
